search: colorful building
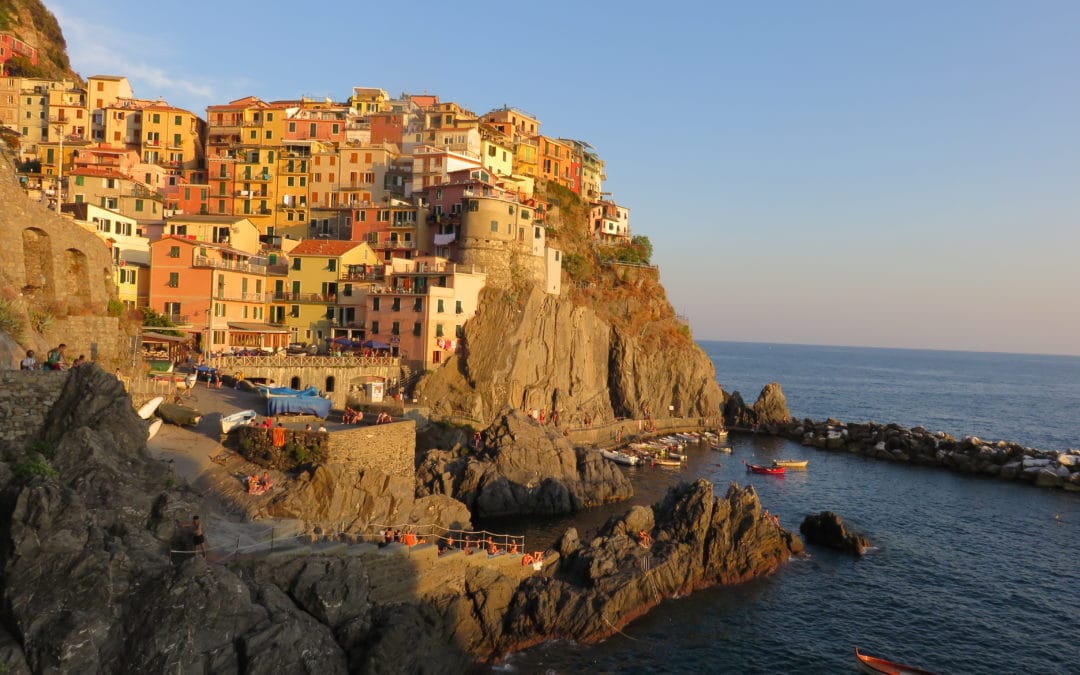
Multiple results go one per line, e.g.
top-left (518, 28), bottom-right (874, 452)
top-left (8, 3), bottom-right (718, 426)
top-left (65, 202), bottom-right (151, 309)
top-left (356, 256), bottom-right (486, 370)
top-left (148, 235), bottom-right (288, 353)
top-left (0, 32), bottom-right (38, 74)
top-left (590, 199), bottom-right (631, 243)
top-left (284, 239), bottom-right (379, 346)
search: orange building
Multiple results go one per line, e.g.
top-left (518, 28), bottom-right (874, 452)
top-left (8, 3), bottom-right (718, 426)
top-left (148, 235), bottom-right (288, 353)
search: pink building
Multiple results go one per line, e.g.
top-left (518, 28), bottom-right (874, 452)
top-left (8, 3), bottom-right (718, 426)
top-left (0, 32), bottom-right (38, 74)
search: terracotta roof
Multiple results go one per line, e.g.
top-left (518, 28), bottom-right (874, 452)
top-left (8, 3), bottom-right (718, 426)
top-left (290, 239), bottom-right (366, 256)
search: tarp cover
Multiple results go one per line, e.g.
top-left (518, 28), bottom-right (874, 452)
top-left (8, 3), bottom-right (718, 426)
top-left (259, 385), bottom-right (320, 397)
top-left (266, 395), bottom-right (331, 418)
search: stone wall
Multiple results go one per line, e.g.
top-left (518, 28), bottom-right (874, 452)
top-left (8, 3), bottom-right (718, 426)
top-left (325, 420), bottom-right (416, 478)
top-left (237, 419), bottom-right (416, 478)
top-left (213, 356), bottom-right (401, 408)
top-left (0, 370), bottom-right (68, 450)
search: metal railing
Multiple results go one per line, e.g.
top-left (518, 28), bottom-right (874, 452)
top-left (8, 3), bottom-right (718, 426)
top-left (194, 256), bottom-right (268, 275)
top-left (212, 354), bottom-right (399, 368)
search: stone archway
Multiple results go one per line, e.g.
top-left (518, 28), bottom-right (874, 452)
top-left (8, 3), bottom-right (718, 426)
top-left (63, 248), bottom-right (92, 310)
top-left (21, 227), bottom-right (54, 302)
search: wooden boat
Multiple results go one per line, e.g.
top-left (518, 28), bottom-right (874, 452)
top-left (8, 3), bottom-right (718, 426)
top-left (220, 409), bottom-right (258, 433)
top-left (744, 461), bottom-right (785, 475)
top-left (600, 449), bottom-right (640, 466)
top-left (157, 403), bottom-right (202, 427)
top-left (651, 457), bottom-right (682, 467)
top-left (711, 444), bottom-right (733, 453)
top-left (772, 459), bottom-right (809, 469)
top-left (855, 647), bottom-right (936, 675)
top-left (136, 396), bottom-right (164, 420)
top-left (667, 451), bottom-right (688, 461)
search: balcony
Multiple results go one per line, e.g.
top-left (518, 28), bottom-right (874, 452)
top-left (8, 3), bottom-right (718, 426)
top-left (273, 292), bottom-right (337, 303)
top-left (193, 255), bottom-right (267, 275)
top-left (371, 239), bottom-right (417, 250)
top-left (213, 290), bottom-right (264, 302)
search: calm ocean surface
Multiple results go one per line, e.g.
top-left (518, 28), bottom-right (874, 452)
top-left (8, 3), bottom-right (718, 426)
top-left (498, 342), bottom-right (1080, 674)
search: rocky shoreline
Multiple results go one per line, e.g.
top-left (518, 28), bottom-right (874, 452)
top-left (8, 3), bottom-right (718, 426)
top-left (760, 418), bottom-right (1080, 492)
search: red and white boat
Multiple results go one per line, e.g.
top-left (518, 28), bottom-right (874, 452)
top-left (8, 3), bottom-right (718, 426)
top-left (855, 647), bottom-right (936, 675)
top-left (743, 461), bottom-right (785, 475)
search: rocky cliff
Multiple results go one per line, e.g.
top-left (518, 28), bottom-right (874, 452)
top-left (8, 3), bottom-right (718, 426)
top-left (416, 408), bottom-right (633, 518)
top-left (0, 0), bottom-right (78, 80)
top-left (418, 282), bottom-right (724, 429)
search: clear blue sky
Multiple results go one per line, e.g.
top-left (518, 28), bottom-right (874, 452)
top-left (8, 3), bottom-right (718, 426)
top-left (50, 1), bottom-right (1080, 355)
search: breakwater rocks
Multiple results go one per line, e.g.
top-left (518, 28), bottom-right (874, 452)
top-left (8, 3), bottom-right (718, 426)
top-left (452, 479), bottom-right (804, 661)
top-left (778, 419), bottom-right (1080, 492)
top-left (417, 408), bottom-right (633, 518)
top-left (723, 381), bottom-right (792, 429)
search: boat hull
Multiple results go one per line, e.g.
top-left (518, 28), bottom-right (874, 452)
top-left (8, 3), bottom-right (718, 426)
top-left (746, 463), bottom-right (785, 475)
top-left (137, 396), bottom-right (164, 420)
top-left (772, 459), bottom-right (808, 469)
top-left (221, 409), bottom-right (258, 433)
top-left (855, 648), bottom-right (936, 675)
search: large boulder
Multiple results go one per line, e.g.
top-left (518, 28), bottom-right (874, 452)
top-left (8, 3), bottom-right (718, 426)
top-left (724, 382), bottom-right (791, 428)
top-left (799, 511), bottom-right (871, 556)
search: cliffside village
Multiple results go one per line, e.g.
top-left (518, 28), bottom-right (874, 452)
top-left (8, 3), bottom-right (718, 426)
top-left (1, 59), bottom-right (635, 378)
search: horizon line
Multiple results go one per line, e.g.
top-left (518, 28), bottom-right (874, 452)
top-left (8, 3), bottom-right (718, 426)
top-left (694, 338), bottom-right (1080, 360)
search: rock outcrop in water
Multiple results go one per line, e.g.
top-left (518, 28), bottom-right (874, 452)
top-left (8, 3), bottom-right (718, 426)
top-left (778, 418), bottom-right (1080, 492)
top-left (724, 381), bottom-right (792, 429)
top-left (800, 511), bottom-right (871, 556)
top-left (416, 408), bottom-right (633, 518)
top-left (447, 479), bottom-right (804, 659)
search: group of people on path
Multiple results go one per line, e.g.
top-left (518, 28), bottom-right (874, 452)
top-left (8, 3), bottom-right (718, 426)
top-left (19, 344), bottom-right (86, 371)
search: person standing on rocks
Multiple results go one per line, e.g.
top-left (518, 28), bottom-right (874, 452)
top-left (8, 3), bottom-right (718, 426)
top-left (178, 515), bottom-right (207, 557)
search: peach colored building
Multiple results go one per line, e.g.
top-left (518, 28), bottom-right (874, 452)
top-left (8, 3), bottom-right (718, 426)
top-left (358, 256), bottom-right (486, 369)
top-left (149, 236), bottom-right (288, 353)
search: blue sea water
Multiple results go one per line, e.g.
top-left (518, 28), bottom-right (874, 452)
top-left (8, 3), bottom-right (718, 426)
top-left (498, 342), bottom-right (1080, 674)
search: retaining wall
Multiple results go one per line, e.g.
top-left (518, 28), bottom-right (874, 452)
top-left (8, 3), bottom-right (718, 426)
top-left (0, 370), bottom-right (68, 450)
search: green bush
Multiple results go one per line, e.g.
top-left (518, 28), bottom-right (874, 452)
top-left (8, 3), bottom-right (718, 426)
top-left (0, 298), bottom-right (25, 342)
top-left (286, 441), bottom-right (309, 464)
top-left (14, 457), bottom-right (59, 480)
top-left (107, 299), bottom-right (126, 317)
top-left (28, 306), bottom-right (54, 333)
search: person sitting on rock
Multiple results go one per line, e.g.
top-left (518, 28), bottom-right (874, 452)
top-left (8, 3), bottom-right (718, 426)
top-left (246, 475), bottom-right (261, 493)
top-left (638, 530), bottom-right (652, 548)
top-left (20, 350), bottom-right (37, 370)
top-left (260, 472), bottom-right (273, 491)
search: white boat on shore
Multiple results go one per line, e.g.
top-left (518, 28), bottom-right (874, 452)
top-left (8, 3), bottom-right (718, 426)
top-left (601, 449), bottom-right (641, 466)
top-left (221, 409), bottom-right (258, 433)
top-left (137, 396), bottom-right (164, 420)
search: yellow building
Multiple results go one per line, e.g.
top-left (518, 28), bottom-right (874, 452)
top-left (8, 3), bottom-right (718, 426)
top-left (86, 75), bottom-right (133, 142)
top-left (140, 103), bottom-right (206, 177)
top-left (284, 239), bottom-right (378, 346)
top-left (47, 82), bottom-right (87, 140)
top-left (349, 86), bottom-right (389, 116)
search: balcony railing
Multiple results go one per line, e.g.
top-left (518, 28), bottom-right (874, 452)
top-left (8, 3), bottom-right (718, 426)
top-left (273, 292), bottom-right (337, 303)
top-left (371, 239), bottom-right (416, 250)
top-left (212, 291), bottom-right (264, 302)
top-left (339, 270), bottom-right (386, 282)
top-left (193, 255), bottom-right (267, 275)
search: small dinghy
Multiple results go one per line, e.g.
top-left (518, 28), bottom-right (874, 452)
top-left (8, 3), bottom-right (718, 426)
top-left (772, 459), bottom-right (809, 469)
top-left (601, 449), bottom-right (641, 466)
top-left (855, 647), bottom-right (936, 675)
top-left (744, 461), bottom-right (785, 475)
top-left (146, 418), bottom-right (163, 440)
top-left (220, 409), bottom-right (258, 433)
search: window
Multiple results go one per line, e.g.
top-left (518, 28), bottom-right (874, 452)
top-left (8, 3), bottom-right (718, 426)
top-left (325, 376), bottom-right (335, 393)
top-left (327, 259), bottom-right (337, 272)
top-left (167, 273), bottom-right (179, 287)
top-left (372, 297), bottom-right (380, 311)
top-left (164, 302), bottom-right (180, 316)
top-left (135, 199), bottom-right (144, 212)
top-left (292, 257), bottom-right (301, 270)
top-left (437, 299), bottom-right (444, 313)
top-left (436, 323), bottom-right (444, 337)
top-left (455, 324), bottom-right (464, 338)
top-left (391, 298), bottom-right (400, 311)
top-left (75, 175), bottom-right (84, 186)
top-left (168, 246), bottom-right (180, 258)
top-left (413, 298), bottom-right (422, 312)
top-left (455, 300), bottom-right (463, 314)
top-left (391, 321), bottom-right (400, 335)
top-left (371, 320), bottom-right (379, 334)
top-left (490, 220), bottom-right (498, 233)
top-left (344, 283), bottom-right (352, 297)
top-left (290, 305), bottom-right (299, 317)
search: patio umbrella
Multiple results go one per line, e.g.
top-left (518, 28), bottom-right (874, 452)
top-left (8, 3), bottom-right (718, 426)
top-left (362, 339), bottom-right (390, 349)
